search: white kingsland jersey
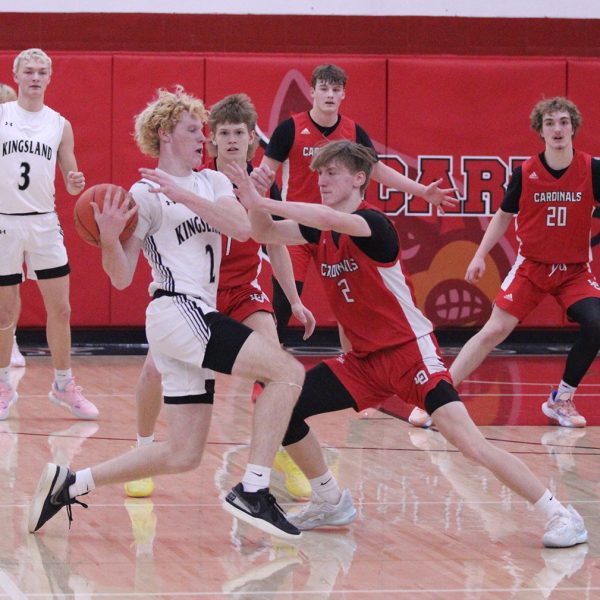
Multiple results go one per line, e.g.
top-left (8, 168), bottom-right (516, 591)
top-left (0, 101), bottom-right (65, 214)
top-left (131, 169), bottom-right (234, 306)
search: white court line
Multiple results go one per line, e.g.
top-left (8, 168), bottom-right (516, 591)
top-left (0, 570), bottom-right (27, 600)
top-left (19, 587), bottom-right (600, 597)
top-left (5, 499), bottom-right (600, 510)
top-left (464, 379), bottom-right (600, 386)
top-left (460, 392), bottom-right (600, 397)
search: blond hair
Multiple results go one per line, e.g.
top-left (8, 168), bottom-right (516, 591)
top-left (13, 48), bottom-right (52, 74)
top-left (0, 83), bottom-right (16, 103)
top-left (134, 86), bottom-right (207, 158)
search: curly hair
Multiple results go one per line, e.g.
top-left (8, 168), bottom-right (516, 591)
top-left (530, 97), bottom-right (582, 136)
top-left (134, 85), bottom-right (207, 158)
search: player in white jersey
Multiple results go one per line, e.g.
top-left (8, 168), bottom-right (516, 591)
top-left (0, 49), bottom-right (98, 420)
top-left (29, 86), bottom-right (305, 541)
top-left (0, 82), bottom-right (26, 369)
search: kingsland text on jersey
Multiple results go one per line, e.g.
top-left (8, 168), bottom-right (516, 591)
top-left (2, 139), bottom-right (52, 159)
top-left (175, 216), bottom-right (218, 245)
top-left (321, 258), bottom-right (359, 278)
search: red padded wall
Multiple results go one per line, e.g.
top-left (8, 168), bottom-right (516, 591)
top-left (3, 52), bottom-right (598, 330)
top-left (385, 57), bottom-right (568, 328)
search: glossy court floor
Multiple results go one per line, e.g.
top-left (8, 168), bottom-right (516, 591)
top-left (1, 348), bottom-right (599, 599)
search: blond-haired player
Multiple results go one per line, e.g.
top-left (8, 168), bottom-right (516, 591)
top-left (0, 49), bottom-right (97, 420)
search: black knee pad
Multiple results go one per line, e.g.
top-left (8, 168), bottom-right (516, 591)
top-left (424, 379), bottom-right (462, 416)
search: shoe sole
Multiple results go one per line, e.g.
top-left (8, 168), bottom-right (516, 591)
top-left (541, 402), bottom-right (586, 428)
top-left (0, 391), bottom-right (18, 421)
top-left (222, 499), bottom-right (302, 541)
top-left (48, 392), bottom-right (99, 420)
top-left (543, 529), bottom-right (589, 548)
top-left (28, 463), bottom-right (58, 533)
top-left (291, 508), bottom-right (358, 530)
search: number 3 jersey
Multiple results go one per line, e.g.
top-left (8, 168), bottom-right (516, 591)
top-left (0, 101), bottom-right (65, 214)
top-left (516, 150), bottom-right (595, 264)
top-left (130, 169), bottom-right (233, 306)
top-left (305, 202), bottom-right (433, 356)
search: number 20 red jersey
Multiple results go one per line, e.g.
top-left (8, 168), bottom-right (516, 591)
top-left (516, 150), bottom-right (595, 264)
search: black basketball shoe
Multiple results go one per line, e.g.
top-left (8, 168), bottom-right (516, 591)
top-left (223, 483), bottom-right (302, 540)
top-left (28, 463), bottom-right (88, 533)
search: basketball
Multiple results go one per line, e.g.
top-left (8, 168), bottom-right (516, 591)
top-left (74, 183), bottom-right (138, 247)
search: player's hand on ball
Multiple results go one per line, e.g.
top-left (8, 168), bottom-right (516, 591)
top-left (92, 186), bottom-right (138, 246)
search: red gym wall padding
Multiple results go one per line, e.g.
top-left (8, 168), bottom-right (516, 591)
top-left (3, 52), bottom-right (599, 329)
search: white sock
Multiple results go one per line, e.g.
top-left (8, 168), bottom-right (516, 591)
top-left (310, 470), bottom-right (341, 504)
top-left (0, 368), bottom-right (10, 383)
top-left (534, 489), bottom-right (566, 520)
top-left (242, 463), bottom-right (271, 492)
top-left (69, 468), bottom-right (95, 498)
top-left (137, 434), bottom-right (154, 446)
top-left (556, 381), bottom-right (577, 398)
top-left (54, 369), bottom-right (73, 391)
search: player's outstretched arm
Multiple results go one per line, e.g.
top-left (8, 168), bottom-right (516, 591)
top-left (227, 163), bottom-right (370, 238)
top-left (465, 208), bottom-right (514, 283)
top-left (139, 168), bottom-right (250, 241)
top-left (372, 161), bottom-right (459, 213)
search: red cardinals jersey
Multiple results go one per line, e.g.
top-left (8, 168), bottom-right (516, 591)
top-left (311, 203), bottom-right (433, 355)
top-left (286, 112), bottom-right (356, 204)
top-left (201, 159), bottom-right (263, 290)
top-left (516, 150), bottom-right (595, 264)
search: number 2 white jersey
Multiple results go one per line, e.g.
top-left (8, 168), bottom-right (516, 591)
top-left (0, 101), bottom-right (65, 214)
top-left (130, 169), bottom-right (233, 307)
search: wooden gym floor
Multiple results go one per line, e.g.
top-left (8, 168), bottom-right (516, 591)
top-left (0, 349), bottom-right (599, 599)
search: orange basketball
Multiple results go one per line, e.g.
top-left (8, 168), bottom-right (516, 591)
top-left (74, 183), bottom-right (138, 247)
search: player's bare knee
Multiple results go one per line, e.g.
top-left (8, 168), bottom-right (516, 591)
top-left (262, 350), bottom-right (305, 390)
top-left (47, 302), bottom-right (71, 323)
top-left (0, 313), bottom-right (15, 330)
top-left (276, 353), bottom-right (305, 390)
top-left (165, 443), bottom-right (203, 472)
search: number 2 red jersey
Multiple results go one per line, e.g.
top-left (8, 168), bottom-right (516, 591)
top-left (516, 150), bottom-right (595, 264)
top-left (286, 112), bottom-right (356, 204)
top-left (312, 203), bottom-right (433, 355)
